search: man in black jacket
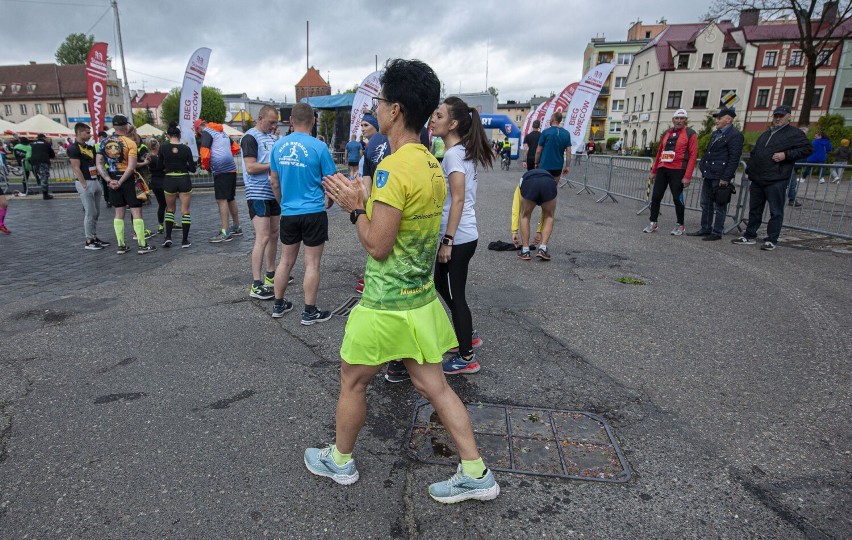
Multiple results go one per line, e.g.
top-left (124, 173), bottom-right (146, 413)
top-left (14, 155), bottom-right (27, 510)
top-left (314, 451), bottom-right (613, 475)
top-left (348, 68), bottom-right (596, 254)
top-left (29, 133), bottom-right (55, 199)
top-left (688, 108), bottom-right (743, 241)
top-left (733, 105), bottom-right (812, 251)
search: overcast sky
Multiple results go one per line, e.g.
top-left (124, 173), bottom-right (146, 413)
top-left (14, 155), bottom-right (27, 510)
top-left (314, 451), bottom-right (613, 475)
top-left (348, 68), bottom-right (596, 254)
top-left (1, 0), bottom-right (711, 103)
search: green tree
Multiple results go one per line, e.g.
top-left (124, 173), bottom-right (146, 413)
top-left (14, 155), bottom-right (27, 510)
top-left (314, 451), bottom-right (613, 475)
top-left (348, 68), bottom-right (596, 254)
top-left (55, 33), bottom-right (94, 65)
top-left (487, 86), bottom-right (499, 99)
top-left (319, 111), bottom-right (335, 143)
top-left (161, 86), bottom-right (227, 125)
top-left (132, 110), bottom-right (148, 127)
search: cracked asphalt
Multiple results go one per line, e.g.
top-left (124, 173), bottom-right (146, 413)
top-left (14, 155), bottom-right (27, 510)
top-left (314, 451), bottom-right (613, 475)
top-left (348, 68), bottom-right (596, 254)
top-left (0, 165), bottom-right (850, 538)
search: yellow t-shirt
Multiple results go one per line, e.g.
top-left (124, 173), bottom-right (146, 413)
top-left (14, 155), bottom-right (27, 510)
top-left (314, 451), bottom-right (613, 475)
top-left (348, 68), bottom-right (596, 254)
top-left (361, 143), bottom-right (446, 311)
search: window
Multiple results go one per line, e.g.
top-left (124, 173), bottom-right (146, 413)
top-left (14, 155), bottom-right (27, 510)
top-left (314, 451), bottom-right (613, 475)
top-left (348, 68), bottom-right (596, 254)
top-left (640, 95), bottom-right (645, 111)
top-left (83, 103), bottom-right (89, 113)
top-left (3, 105), bottom-right (11, 115)
top-left (612, 99), bottom-right (625, 111)
top-left (725, 52), bottom-right (738, 68)
top-left (816, 50), bottom-right (831, 66)
top-left (49, 103), bottom-right (61, 114)
top-left (617, 53), bottom-right (633, 65)
top-left (117, 104), bottom-right (123, 113)
top-left (26, 83), bottom-right (36, 93)
top-left (34, 104), bottom-right (42, 114)
top-left (842, 88), bottom-right (852, 107)
top-left (636, 66), bottom-right (640, 79)
top-left (649, 92), bottom-right (654, 110)
top-left (701, 54), bottom-right (713, 69)
top-left (782, 88), bottom-right (797, 107)
top-left (598, 54), bottom-right (612, 64)
top-left (693, 90), bottom-right (709, 108)
top-left (645, 31), bottom-right (651, 38)
top-left (0, 84), bottom-right (5, 93)
top-left (677, 54), bottom-right (690, 69)
top-left (755, 89), bottom-right (770, 108)
top-left (763, 50), bottom-right (778, 67)
top-left (812, 88), bottom-right (823, 107)
top-left (645, 61), bottom-right (649, 75)
top-left (614, 77), bottom-right (628, 88)
top-left (788, 50), bottom-right (803, 66)
top-left (515, 114), bottom-right (521, 122)
top-left (11, 83), bottom-right (21, 94)
top-left (109, 103), bottom-right (115, 114)
top-left (19, 104), bottom-right (27, 114)
top-left (666, 91), bottom-right (682, 109)
top-left (609, 121), bottom-right (622, 133)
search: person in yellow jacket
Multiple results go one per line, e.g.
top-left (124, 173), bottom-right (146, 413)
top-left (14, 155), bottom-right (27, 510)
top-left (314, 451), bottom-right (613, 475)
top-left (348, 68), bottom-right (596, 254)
top-left (510, 184), bottom-right (541, 248)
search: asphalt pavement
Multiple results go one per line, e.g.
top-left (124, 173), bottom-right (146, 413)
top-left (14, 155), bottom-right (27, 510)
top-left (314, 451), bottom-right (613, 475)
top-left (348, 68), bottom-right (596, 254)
top-left (1, 167), bottom-right (850, 539)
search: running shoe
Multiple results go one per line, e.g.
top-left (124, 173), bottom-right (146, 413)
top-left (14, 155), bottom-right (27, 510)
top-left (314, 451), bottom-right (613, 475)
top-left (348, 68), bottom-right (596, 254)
top-left (163, 238), bottom-right (173, 248)
top-left (229, 225), bottom-right (244, 236)
top-left (702, 234), bottom-right (723, 241)
top-left (643, 222), bottom-right (658, 233)
top-left (442, 353), bottom-right (481, 375)
top-left (181, 241), bottom-right (191, 249)
top-left (272, 299), bottom-right (294, 318)
top-left (304, 446), bottom-right (359, 485)
top-left (428, 464), bottom-right (500, 504)
top-left (517, 250), bottom-right (531, 260)
top-left (138, 244), bottom-right (157, 255)
top-left (670, 224), bottom-right (686, 236)
top-left (85, 241), bottom-right (103, 250)
top-left (249, 284), bottom-right (274, 300)
top-left (761, 241), bottom-right (776, 251)
top-left (788, 200), bottom-right (802, 207)
top-left (116, 244), bottom-right (130, 254)
top-left (209, 231), bottom-right (233, 243)
top-left (384, 361), bottom-right (410, 383)
top-left (132, 229), bottom-right (154, 241)
top-left (355, 281), bottom-right (364, 294)
top-left (448, 331), bottom-right (483, 353)
top-left (301, 309), bottom-right (332, 326)
top-left (264, 274), bottom-right (274, 287)
top-left (731, 236), bottom-right (756, 245)
top-left (93, 237), bottom-right (111, 246)
top-left (819, 178), bottom-right (826, 184)
top-left (0, 224), bottom-right (10, 234)
top-left (536, 247), bottom-right (551, 261)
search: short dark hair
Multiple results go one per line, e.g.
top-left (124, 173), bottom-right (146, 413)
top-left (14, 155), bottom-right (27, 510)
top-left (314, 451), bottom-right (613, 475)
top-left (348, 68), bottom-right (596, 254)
top-left (290, 103), bottom-right (313, 126)
top-left (532, 120), bottom-right (540, 129)
top-left (380, 58), bottom-right (440, 133)
top-left (74, 122), bottom-right (90, 134)
top-left (552, 112), bottom-right (563, 124)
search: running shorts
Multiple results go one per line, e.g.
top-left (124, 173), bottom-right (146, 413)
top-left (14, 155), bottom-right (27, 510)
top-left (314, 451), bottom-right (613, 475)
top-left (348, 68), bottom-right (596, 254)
top-left (164, 174), bottom-right (192, 194)
top-left (108, 174), bottom-right (143, 208)
top-left (247, 199), bottom-right (281, 219)
top-left (520, 170), bottom-right (558, 205)
top-left (279, 211), bottom-right (328, 247)
top-left (213, 172), bottom-right (237, 201)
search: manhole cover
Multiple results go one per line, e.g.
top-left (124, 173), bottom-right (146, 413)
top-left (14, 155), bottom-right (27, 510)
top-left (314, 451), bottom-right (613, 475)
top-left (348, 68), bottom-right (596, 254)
top-left (331, 295), bottom-right (360, 316)
top-left (407, 401), bottom-right (630, 483)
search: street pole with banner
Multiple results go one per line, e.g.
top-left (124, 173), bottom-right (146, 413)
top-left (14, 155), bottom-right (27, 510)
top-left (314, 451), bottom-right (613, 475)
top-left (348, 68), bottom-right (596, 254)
top-left (350, 71), bottom-right (381, 140)
top-left (178, 48), bottom-right (212, 157)
top-left (564, 63), bottom-right (616, 154)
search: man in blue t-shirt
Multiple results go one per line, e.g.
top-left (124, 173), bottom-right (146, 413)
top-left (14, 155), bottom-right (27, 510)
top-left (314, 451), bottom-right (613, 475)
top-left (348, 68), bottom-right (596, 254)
top-left (535, 111), bottom-right (572, 179)
top-left (345, 135), bottom-right (362, 179)
top-left (268, 102), bottom-right (337, 326)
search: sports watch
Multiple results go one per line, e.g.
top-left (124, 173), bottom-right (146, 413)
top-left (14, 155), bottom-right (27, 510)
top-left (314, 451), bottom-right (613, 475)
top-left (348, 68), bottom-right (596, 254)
top-left (350, 208), bottom-right (366, 224)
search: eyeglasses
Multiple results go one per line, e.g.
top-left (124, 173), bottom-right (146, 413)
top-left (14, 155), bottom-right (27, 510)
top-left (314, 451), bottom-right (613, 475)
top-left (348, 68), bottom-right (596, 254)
top-left (371, 96), bottom-right (393, 107)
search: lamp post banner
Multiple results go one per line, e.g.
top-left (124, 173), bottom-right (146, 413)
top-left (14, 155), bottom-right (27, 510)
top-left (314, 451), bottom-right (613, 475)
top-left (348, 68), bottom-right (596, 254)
top-left (350, 70), bottom-right (382, 140)
top-left (179, 47), bottom-right (212, 157)
top-left (565, 63), bottom-right (616, 153)
top-left (85, 42), bottom-right (109, 140)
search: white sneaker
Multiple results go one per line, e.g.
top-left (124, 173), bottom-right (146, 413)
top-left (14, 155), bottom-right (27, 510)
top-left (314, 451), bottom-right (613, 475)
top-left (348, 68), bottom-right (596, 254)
top-left (670, 224), bottom-right (686, 236)
top-left (819, 178), bottom-right (826, 184)
top-left (643, 222), bottom-right (658, 233)
top-left (797, 177), bottom-right (805, 183)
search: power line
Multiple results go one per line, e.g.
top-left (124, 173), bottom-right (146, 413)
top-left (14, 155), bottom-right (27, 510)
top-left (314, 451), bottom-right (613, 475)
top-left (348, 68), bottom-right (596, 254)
top-left (85, 6), bottom-right (111, 34)
top-left (125, 68), bottom-right (180, 85)
top-left (0, 0), bottom-right (106, 6)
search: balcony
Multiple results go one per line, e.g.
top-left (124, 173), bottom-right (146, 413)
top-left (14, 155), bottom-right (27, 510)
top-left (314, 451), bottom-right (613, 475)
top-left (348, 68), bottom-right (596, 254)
top-left (592, 108), bottom-right (608, 117)
top-left (600, 86), bottom-right (610, 96)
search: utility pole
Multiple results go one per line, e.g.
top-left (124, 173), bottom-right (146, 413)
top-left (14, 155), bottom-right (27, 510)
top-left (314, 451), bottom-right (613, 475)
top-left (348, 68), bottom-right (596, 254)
top-left (111, 0), bottom-right (132, 118)
top-left (306, 21), bottom-right (309, 71)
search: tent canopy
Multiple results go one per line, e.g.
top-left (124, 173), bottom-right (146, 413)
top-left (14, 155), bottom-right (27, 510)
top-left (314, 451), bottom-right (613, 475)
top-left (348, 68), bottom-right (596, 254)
top-left (14, 114), bottom-right (75, 137)
top-left (136, 123), bottom-right (164, 137)
top-left (222, 124), bottom-right (243, 138)
top-left (300, 93), bottom-right (355, 109)
top-left (0, 117), bottom-right (18, 134)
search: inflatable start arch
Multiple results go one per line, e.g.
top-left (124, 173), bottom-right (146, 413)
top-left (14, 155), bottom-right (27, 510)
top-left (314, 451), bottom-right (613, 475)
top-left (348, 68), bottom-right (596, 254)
top-left (480, 114), bottom-right (521, 160)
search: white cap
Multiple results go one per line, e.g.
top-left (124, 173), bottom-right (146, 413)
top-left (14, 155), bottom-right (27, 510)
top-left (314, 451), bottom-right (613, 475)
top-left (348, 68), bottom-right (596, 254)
top-left (673, 109), bottom-right (688, 118)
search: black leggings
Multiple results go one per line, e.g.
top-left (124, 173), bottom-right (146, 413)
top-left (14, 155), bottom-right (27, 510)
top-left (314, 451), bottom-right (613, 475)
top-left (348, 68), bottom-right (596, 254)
top-left (151, 182), bottom-right (166, 225)
top-left (434, 239), bottom-right (477, 356)
top-left (650, 167), bottom-right (686, 224)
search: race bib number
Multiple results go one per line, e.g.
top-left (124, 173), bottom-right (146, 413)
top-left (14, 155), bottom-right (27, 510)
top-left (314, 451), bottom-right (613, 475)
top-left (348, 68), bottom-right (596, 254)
top-left (661, 151), bottom-right (676, 163)
top-left (89, 167), bottom-right (98, 178)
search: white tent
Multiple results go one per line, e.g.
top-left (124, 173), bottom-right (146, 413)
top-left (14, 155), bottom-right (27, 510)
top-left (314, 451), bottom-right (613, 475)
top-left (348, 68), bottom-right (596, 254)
top-left (222, 124), bottom-right (243, 138)
top-left (14, 114), bottom-right (74, 137)
top-left (136, 123), bottom-right (164, 137)
top-left (0, 117), bottom-right (17, 133)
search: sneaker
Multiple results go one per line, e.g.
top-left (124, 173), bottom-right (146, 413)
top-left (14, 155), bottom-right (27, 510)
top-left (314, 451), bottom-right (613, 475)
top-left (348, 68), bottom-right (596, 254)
top-left (643, 222), bottom-right (658, 233)
top-left (181, 241), bottom-right (191, 249)
top-left (272, 299), bottom-right (294, 318)
top-left (304, 446), bottom-right (359, 485)
top-left (301, 309), bottom-right (332, 326)
top-left (518, 250), bottom-right (531, 260)
top-left (819, 178), bottom-right (826, 184)
top-left (384, 361), bottom-right (410, 383)
top-left (702, 234), bottom-right (723, 241)
top-left (355, 282), bottom-right (364, 294)
top-left (229, 225), bottom-right (243, 236)
top-left (797, 177), bottom-right (805, 183)
top-left (0, 224), bottom-right (9, 234)
top-left (448, 331), bottom-right (483, 353)
top-left (686, 230), bottom-right (711, 237)
top-left (264, 274), bottom-right (274, 287)
top-left (163, 238), bottom-right (173, 248)
top-left (131, 229), bottom-right (154, 241)
top-left (138, 244), bottom-right (157, 255)
top-left (249, 284), bottom-right (274, 300)
top-left (731, 236), bottom-right (756, 245)
top-left (85, 241), bottom-right (103, 250)
top-left (116, 244), bottom-right (130, 254)
top-left (442, 352), bottom-right (481, 375)
top-left (209, 231), bottom-right (233, 243)
top-left (761, 241), bottom-right (776, 251)
top-left (670, 224), bottom-right (685, 236)
top-left (428, 464), bottom-right (500, 504)
top-left (536, 247), bottom-right (551, 261)
top-left (788, 200), bottom-right (802, 207)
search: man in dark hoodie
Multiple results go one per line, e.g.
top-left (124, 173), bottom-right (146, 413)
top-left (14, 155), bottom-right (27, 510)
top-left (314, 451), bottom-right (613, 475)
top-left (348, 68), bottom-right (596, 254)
top-left (29, 134), bottom-right (55, 199)
top-left (733, 105), bottom-right (812, 251)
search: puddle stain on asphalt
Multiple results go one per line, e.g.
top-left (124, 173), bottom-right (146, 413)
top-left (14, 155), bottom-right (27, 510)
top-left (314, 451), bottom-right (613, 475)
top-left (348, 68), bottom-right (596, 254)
top-left (93, 392), bottom-right (147, 404)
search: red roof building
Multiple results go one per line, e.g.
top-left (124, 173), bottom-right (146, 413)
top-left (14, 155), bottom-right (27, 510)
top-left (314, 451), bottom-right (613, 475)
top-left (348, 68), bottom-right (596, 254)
top-left (130, 91), bottom-right (168, 126)
top-left (295, 67), bottom-right (330, 102)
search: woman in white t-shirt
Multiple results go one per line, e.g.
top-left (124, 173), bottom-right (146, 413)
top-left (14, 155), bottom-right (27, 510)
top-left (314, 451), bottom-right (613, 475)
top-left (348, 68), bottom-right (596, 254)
top-left (430, 96), bottom-right (493, 375)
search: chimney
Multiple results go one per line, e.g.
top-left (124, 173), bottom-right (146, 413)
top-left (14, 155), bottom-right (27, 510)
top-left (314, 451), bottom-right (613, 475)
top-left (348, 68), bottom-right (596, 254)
top-left (823, 1), bottom-right (838, 24)
top-left (29, 61), bottom-right (36, 65)
top-left (739, 8), bottom-right (760, 27)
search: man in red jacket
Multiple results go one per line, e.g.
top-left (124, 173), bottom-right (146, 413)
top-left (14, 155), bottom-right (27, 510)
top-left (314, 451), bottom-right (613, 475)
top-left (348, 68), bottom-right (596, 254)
top-left (643, 109), bottom-right (698, 235)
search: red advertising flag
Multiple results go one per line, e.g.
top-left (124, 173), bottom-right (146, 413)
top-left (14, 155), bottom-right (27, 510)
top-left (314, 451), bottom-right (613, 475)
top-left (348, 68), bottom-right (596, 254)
top-left (85, 42), bottom-right (109, 140)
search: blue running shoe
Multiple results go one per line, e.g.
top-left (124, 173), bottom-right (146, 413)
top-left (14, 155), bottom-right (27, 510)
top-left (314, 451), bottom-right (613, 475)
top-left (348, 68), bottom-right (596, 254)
top-left (229, 225), bottom-right (244, 236)
top-left (428, 464), bottom-right (500, 504)
top-left (301, 309), bottom-right (332, 326)
top-left (442, 352), bottom-right (481, 375)
top-left (304, 446), bottom-right (359, 485)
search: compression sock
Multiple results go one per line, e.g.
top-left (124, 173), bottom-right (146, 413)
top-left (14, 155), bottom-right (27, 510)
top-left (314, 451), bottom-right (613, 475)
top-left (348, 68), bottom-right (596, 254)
top-left (539, 244), bottom-right (547, 251)
top-left (181, 214), bottom-right (190, 243)
top-left (113, 218), bottom-right (125, 246)
top-left (331, 445), bottom-right (352, 466)
top-left (0, 206), bottom-right (6, 225)
top-left (164, 211), bottom-right (174, 239)
top-left (132, 219), bottom-right (146, 247)
top-left (461, 458), bottom-right (487, 479)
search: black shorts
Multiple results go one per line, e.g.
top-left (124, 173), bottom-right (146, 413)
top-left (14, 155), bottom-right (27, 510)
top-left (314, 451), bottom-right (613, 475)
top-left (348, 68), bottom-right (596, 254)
top-left (247, 199), bottom-right (281, 219)
top-left (214, 172), bottom-right (237, 201)
top-left (279, 211), bottom-right (328, 247)
top-left (546, 169), bottom-right (562, 179)
top-left (164, 174), bottom-right (192, 194)
top-left (520, 170), bottom-right (558, 205)
top-left (108, 175), bottom-right (143, 208)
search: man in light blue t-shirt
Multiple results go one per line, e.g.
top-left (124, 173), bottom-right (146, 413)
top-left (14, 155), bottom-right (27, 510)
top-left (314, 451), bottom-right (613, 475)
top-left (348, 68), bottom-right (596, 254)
top-left (269, 102), bottom-right (337, 325)
top-left (345, 135), bottom-right (362, 178)
top-left (535, 111), bottom-right (572, 179)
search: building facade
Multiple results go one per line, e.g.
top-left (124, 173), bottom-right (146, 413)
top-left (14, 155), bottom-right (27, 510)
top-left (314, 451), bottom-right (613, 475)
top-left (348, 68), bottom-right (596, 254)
top-left (295, 67), bottom-right (330, 103)
top-left (130, 91), bottom-right (168, 126)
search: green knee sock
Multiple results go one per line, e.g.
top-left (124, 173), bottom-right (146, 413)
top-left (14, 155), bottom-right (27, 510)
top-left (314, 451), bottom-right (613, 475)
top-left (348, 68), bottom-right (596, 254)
top-left (331, 445), bottom-right (352, 466)
top-left (113, 218), bottom-right (125, 245)
top-left (461, 458), bottom-right (486, 478)
top-left (132, 218), bottom-right (146, 247)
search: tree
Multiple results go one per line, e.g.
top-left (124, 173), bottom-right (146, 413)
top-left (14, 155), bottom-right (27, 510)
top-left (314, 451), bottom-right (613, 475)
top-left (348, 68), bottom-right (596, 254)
top-left (708, 0), bottom-right (852, 126)
top-left (132, 110), bottom-right (148, 127)
top-left (487, 86), bottom-right (499, 99)
top-left (161, 86), bottom-right (227, 125)
top-left (55, 33), bottom-right (94, 65)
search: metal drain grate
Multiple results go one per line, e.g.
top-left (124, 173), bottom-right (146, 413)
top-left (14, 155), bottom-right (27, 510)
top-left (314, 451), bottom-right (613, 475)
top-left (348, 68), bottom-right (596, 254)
top-left (331, 295), bottom-right (360, 316)
top-left (407, 401), bottom-right (630, 483)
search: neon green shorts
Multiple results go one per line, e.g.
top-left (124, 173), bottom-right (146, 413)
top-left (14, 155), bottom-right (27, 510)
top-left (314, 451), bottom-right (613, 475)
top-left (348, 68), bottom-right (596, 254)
top-left (340, 298), bottom-right (458, 366)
